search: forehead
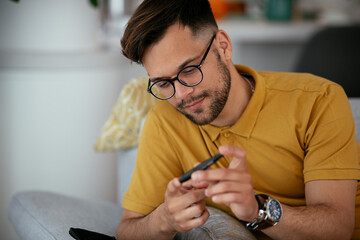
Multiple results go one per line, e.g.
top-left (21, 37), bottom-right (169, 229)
top-left (142, 24), bottom-right (208, 78)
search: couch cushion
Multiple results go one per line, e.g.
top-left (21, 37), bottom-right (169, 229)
top-left (8, 191), bottom-right (122, 240)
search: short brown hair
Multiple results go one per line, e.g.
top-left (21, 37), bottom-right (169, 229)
top-left (121, 0), bottom-right (218, 64)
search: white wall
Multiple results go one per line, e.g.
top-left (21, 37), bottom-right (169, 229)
top-left (0, 0), bottom-right (100, 52)
top-left (0, 56), bottom-right (145, 240)
top-left (235, 41), bottom-right (303, 72)
top-left (0, 1), bottom-right (145, 239)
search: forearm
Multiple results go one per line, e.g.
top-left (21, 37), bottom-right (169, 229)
top-left (262, 204), bottom-right (354, 240)
top-left (116, 204), bottom-right (176, 240)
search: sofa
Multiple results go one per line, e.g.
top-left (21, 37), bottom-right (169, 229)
top-left (7, 76), bottom-right (360, 239)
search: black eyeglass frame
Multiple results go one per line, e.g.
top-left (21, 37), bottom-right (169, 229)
top-left (147, 35), bottom-right (216, 100)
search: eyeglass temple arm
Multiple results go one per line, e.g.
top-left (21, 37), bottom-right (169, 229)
top-left (147, 79), bottom-right (151, 92)
top-left (199, 35), bottom-right (216, 68)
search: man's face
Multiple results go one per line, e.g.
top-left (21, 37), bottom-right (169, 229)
top-left (143, 25), bottom-right (231, 125)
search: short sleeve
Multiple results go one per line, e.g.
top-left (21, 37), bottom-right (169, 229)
top-left (303, 84), bottom-right (360, 182)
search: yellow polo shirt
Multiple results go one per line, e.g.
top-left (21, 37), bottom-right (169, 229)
top-left (123, 65), bottom-right (360, 238)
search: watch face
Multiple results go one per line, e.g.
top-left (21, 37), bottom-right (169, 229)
top-left (268, 199), bottom-right (282, 222)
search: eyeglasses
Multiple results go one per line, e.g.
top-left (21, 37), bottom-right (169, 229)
top-left (147, 35), bottom-right (216, 100)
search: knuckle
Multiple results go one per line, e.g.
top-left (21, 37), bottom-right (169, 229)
top-left (244, 173), bottom-right (252, 182)
top-left (189, 193), bottom-right (199, 203)
top-left (227, 194), bottom-right (238, 202)
top-left (245, 184), bottom-right (253, 194)
top-left (239, 150), bottom-right (246, 158)
top-left (196, 212), bottom-right (209, 225)
top-left (199, 215), bottom-right (208, 225)
top-left (223, 181), bottom-right (233, 190)
top-left (173, 214), bottom-right (181, 223)
top-left (179, 223), bottom-right (190, 232)
top-left (223, 169), bottom-right (232, 177)
top-left (167, 203), bottom-right (176, 214)
top-left (167, 180), bottom-right (173, 189)
top-left (194, 204), bottom-right (203, 215)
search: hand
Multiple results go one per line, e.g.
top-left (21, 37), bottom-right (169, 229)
top-left (159, 177), bottom-right (209, 234)
top-left (191, 145), bottom-right (258, 222)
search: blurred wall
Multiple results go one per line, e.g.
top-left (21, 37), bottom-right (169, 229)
top-left (0, 1), bottom-right (145, 239)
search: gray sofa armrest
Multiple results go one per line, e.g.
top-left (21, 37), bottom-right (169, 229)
top-left (8, 191), bottom-right (122, 240)
top-left (349, 98), bottom-right (360, 141)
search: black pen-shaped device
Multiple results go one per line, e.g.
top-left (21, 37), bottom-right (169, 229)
top-left (179, 154), bottom-right (223, 183)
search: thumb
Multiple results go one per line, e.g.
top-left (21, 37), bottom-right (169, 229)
top-left (166, 178), bottom-right (185, 198)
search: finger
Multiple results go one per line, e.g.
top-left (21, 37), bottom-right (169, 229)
top-left (178, 200), bottom-right (207, 220)
top-left (210, 193), bottom-right (258, 222)
top-left (183, 189), bottom-right (207, 206)
top-left (219, 145), bottom-right (247, 170)
top-left (181, 177), bottom-right (209, 189)
top-left (179, 163), bottom-right (202, 188)
top-left (177, 206), bottom-right (210, 232)
top-left (181, 180), bottom-right (194, 189)
top-left (168, 188), bottom-right (206, 212)
top-left (205, 180), bottom-right (252, 197)
top-left (182, 175), bottom-right (212, 189)
top-left (165, 188), bottom-right (206, 219)
top-left (166, 178), bottom-right (186, 197)
top-left (191, 168), bottom-right (242, 183)
top-left (211, 192), bottom-right (244, 205)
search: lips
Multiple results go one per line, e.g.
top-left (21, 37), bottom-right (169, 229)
top-left (177, 91), bottom-right (209, 111)
top-left (184, 97), bottom-right (205, 111)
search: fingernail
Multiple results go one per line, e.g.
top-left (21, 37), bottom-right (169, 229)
top-left (219, 145), bottom-right (228, 152)
top-left (192, 172), bottom-right (200, 180)
top-left (205, 189), bottom-right (210, 197)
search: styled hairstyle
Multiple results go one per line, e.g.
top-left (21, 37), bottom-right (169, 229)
top-left (121, 0), bottom-right (218, 64)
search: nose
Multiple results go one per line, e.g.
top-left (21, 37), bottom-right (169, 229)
top-left (173, 80), bottom-right (194, 99)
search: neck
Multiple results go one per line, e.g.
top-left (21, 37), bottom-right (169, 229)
top-left (210, 65), bottom-right (253, 127)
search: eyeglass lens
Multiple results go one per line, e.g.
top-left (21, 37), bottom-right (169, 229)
top-left (150, 66), bottom-right (203, 99)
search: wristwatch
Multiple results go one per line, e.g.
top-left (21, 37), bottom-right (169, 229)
top-left (246, 194), bottom-right (283, 231)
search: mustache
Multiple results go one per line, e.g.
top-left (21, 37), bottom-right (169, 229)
top-left (176, 91), bottom-right (210, 109)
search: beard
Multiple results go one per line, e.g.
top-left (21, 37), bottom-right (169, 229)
top-left (175, 51), bottom-right (231, 125)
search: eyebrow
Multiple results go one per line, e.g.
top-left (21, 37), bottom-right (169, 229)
top-left (149, 54), bottom-right (201, 83)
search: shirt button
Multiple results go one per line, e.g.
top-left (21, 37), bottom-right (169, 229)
top-left (223, 132), bottom-right (231, 138)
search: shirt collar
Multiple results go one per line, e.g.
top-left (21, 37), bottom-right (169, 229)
top-left (200, 65), bottom-right (265, 141)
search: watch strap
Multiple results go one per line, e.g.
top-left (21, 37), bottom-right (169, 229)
top-left (246, 194), bottom-right (265, 231)
top-left (254, 195), bottom-right (276, 230)
top-left (246, 194), bottom-right (281, 231)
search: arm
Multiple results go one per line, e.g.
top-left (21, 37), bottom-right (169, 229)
top-left (193, 145), bottom-right (357, 240)
top-left (263, 179), bottom-right (356, 240)
top-left (116, 178), bottom-right (209, 240)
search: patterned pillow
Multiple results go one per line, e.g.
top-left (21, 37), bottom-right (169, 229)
top-left (95, 77), bottom-right (158, 151)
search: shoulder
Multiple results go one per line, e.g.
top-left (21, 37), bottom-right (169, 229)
top-left (259, 71), bottom-right (344, 95)
top-left (145, 101), bottom-right (198, 133)
top-left (236, 64), bottom-right (346, 98)
top-left (257, 72), bottom-right (349, 108)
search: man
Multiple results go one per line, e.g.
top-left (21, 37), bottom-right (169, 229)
top-left (116, 0), bottom-right (360, 239)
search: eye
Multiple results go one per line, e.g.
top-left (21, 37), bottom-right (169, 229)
top-left (181, 67), bottom-right (197, 75)
top-left (156, 80), bottom-right (171, 88)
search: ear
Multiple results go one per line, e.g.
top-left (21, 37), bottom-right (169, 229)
top-left (215, 30), bottom-right (233, 60)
